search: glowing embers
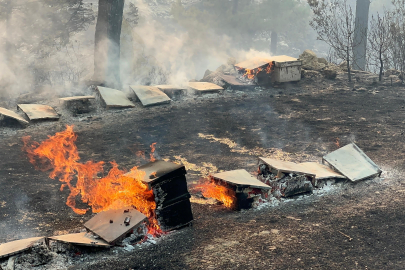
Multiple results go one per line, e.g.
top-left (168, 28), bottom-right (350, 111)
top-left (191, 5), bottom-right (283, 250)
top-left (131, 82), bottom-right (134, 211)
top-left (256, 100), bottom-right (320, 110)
top-left (197, 169), bottom-right (271, 210)
top-left (125, 160), bottom-right (193, 232)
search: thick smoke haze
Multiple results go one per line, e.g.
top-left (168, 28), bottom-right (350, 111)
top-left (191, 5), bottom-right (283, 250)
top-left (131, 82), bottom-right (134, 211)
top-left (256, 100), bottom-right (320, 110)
top-left (0, 0), bottom-right (320, 104)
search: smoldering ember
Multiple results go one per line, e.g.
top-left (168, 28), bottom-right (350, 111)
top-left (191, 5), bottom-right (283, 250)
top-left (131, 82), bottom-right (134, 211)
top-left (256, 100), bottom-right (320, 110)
top-left (2, 1), bottom-right (405, 270)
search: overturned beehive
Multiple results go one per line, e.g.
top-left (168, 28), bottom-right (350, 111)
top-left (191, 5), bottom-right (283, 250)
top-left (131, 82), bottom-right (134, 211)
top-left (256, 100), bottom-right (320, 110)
top-left (126, 160), bottom-right (193, 232)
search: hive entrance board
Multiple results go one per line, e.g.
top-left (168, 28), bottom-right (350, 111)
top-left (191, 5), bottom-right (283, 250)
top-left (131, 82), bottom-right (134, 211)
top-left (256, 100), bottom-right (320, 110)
top-left (212, 169), bottom-right (270, 189)
top-left (129, 85), bottom-right (171, 106)
top-left (96, 86), bottom-right (135, 108)
top-left (84, 208), bottom-right (147, 244)
top-left (48, 233), bottom-right (110, 247)
top-left (323, 143), bottom-right (382, 182)
top-left (0, 107), bottom-right (29, 125)
top-left (17, 104), bottom-right (59, 121)
top-left (0, 237), bottom-right (44, 259)
top-left (188, 82), bottom-right (223, 94)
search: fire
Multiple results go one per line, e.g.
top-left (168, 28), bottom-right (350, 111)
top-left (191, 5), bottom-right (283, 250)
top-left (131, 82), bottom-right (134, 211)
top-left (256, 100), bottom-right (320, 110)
top-left (195, 178), bottom-right (235, 208)
top-left (335, 138), bottom-right (340, 149)
top-left (239, 61), bottom-right (274, 80)
top-left (150, 142), bottom-right (157, 162)
top-left (22, 125), bottom-right (162, 235)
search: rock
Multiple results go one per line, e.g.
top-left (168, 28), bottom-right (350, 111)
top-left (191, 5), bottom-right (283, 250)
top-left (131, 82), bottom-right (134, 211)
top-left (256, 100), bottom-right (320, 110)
top-left (203, 69), bottom-right (213, 78)
top-left (216, 64), bottom-right (227, 73)
top-left (322, 67), bottom-right (338, 80)
top-left (200, 71), bottom-right (226, 87)
top-left (227, 57), bottom-right (237, 66)
top-left (318, 57), bottom-right (328, 65)
top-left (299, 50), bottom-right (325, 70)
top-left (301, 69), bottom-right (322, 79)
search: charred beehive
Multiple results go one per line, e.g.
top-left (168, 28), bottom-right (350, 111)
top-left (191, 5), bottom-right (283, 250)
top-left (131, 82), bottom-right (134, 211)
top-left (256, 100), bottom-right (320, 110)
top-left (137, 160), bottom-right (193, 231)
top-left (210, 169), bottom-right (271, 211)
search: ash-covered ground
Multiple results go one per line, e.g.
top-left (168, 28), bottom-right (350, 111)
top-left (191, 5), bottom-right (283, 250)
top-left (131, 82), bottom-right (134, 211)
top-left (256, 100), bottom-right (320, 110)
top-left (1, 72), bottom-right (405, 269)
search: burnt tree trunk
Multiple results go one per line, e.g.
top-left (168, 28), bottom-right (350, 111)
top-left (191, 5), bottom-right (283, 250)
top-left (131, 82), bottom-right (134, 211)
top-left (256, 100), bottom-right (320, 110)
top-left (379, 51), bottom-right (384, 82)
top-left (347, 48), bottom-right (352, 82)
top-left (94, 0), bottom-right (125, 89)
top-left (353, 0), bottom-right (370, 71)
top-left (270, 31), bottom-right (278, 55)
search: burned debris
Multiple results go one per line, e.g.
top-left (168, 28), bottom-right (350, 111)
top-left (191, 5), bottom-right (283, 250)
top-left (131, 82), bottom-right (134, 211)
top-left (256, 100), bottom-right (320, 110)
top-left (59, 96), bottom-right (96, 115)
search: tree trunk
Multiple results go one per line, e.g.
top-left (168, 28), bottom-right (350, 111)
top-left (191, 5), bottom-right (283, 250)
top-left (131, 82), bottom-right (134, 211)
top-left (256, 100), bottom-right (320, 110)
top-left (379, 51), bottom-right (383, 82)
top-left (94, 0), bottom-right (125, 89)
top-left (353, 0), bottom-right (370, 71)
top-left (270, 31), bottom-right (278, 55)
top-left (347, 49), bottom-right (352, 82)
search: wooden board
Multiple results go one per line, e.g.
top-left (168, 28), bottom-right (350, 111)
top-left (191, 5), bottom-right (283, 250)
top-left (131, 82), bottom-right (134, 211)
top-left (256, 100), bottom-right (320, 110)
top-left (0, 107), bottom-right (29, 125)
top-left (96, 86), bottom-right (135, 108)
top-left (323, 143), bottom-right (382, 182)
top-left (212, 169), bottom-right (271, 189)
top-left (299, 162), bottom-right (346, 180)
top-left (59, 96), bottom-right (95, 102)
top-left (124, 160), bottom-right (184, 186)
top-left (129, 85), bottom-right (171, 106)
top-left (188, 82), bottom-right (223, 93)
top-left (17, 104), bottom-right (59, 121)
top-left (235, 58), bottom-right (272, 70)
top-left (84, 208), bottom-right (146, 244)
top-left (259, 157), bottom-right (316, 179)
top-left (48, 232), bottom-right (110, 247)
top-left (0, 237), bottom-right (44, 259)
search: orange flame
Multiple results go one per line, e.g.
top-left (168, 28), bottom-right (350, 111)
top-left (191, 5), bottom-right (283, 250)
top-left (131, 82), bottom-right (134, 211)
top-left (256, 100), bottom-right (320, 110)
top-left (150, 143), bottom-right (157, 162)
top-left (22, 125), bottom-right (162, 235)
top-left (195, 178), bottom-right (235, 208)
top-left (239, 62), bottom-right (273, 80)
top-left (334, 138), bottom-right (340, 149)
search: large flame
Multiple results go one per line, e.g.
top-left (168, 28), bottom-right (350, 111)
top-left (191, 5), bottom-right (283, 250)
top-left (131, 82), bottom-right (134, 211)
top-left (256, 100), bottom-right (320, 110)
top-left (22, 125), bottom-right (162, 235)
top-left (195, 178), bottom-right (235, 208)
top-left (239, 61), bottom-right (274, 80)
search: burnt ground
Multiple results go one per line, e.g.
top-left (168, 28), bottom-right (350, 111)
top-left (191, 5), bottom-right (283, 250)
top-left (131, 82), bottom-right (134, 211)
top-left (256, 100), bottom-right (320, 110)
top-left (1, 73), bottom-right (405, 269)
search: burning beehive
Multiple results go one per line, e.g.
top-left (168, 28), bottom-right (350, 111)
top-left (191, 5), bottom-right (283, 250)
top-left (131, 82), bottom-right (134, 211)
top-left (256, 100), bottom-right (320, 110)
top-left (235, 55), bottom-right (302, 84)
top-left (125, 160), bottom-right (193, 232)
top-left (197, 169), bottom-right (271, 210)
